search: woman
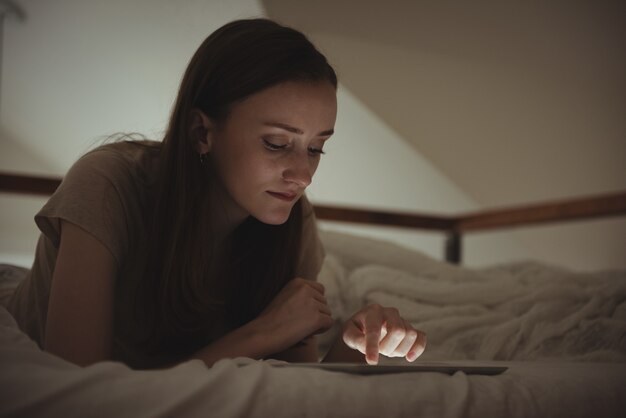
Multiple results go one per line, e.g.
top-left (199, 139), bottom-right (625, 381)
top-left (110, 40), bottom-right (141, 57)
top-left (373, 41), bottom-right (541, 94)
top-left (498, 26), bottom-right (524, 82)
top-left (7, 19), bottom-right (426, 369)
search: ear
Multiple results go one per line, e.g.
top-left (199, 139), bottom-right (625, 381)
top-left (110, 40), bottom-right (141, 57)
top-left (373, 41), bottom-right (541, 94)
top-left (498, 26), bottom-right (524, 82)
top-left (189, 109), bottom-right (215, 154)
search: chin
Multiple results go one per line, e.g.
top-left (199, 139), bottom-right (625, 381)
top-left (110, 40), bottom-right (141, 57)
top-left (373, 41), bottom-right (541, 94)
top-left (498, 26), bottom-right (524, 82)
top-left (254, 208), bottom-right (292, 225)
top-left (257, 214), bottom-right (290, 225)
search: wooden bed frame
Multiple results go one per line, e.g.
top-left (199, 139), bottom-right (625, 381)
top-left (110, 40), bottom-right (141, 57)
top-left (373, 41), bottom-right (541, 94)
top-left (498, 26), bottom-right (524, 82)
top-left (1, 172), bottom-right (625, 263)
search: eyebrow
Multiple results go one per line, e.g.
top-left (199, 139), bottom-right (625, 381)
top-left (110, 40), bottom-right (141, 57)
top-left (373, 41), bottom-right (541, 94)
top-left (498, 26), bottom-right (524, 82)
top-left (263, 121), bottom-right (334, 137)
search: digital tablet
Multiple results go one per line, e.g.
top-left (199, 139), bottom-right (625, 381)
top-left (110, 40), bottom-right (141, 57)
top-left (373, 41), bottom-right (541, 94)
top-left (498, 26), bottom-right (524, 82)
top-left (269, 362), bottom-right (508, 376)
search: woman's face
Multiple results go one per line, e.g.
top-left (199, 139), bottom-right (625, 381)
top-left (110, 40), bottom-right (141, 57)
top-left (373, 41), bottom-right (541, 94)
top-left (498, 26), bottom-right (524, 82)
top-left (207, 81), bottom-right (337, 226)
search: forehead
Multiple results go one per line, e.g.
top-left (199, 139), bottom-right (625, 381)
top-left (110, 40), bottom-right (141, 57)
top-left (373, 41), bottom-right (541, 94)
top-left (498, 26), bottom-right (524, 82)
top-left (227, 81), bottom-right (337, 127)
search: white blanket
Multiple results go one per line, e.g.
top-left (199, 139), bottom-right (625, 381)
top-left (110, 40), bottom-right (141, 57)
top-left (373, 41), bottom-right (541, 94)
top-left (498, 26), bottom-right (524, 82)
top-left (1, 305), bottom-right (625, 418)
top-left (1, 230), bottom-right (625, 418)
top-left (317, 230), bottom-right (626, 363)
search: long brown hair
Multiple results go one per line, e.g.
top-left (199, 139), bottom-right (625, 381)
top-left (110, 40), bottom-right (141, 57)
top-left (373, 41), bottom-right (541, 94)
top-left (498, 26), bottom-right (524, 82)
top-left (135, 19), bottom-right (337, 359)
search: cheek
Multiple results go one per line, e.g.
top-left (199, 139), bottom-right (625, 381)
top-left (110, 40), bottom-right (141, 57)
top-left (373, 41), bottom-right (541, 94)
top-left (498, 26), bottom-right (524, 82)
top-left (235, 153), bottom-right (277, 183)
top-left (221, 145), bottom-right (258, 172)
top-left (310, 158), bottom-right (321, 177)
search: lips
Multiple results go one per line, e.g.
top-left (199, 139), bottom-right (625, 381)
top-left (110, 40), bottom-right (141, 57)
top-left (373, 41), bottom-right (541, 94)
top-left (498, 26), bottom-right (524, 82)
top-left (267, 191), bottom-right (298, 202)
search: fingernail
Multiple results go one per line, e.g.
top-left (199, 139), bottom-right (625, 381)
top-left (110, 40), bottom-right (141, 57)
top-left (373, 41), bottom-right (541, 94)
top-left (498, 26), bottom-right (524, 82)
top-left (366, 355), bottom-right (378, 365)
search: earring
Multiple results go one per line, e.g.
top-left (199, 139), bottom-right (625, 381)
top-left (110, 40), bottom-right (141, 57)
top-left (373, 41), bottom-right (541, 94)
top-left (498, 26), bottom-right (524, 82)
top-left (199, 153), bottom-right (208, 165)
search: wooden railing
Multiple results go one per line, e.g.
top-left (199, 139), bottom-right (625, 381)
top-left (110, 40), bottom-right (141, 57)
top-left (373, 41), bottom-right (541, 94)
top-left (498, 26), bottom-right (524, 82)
top-left (0, 172), bottom-right (61, 196)
top-left (2, 172), bottom-right (625, 263)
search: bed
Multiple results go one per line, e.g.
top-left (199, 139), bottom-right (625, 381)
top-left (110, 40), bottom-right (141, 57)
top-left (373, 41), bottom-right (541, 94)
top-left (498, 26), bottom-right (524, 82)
top-left (1, 172), bottom-right (625, 418)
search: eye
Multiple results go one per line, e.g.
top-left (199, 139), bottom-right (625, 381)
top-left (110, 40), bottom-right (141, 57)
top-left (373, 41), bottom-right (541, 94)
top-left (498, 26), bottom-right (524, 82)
top-left (308, 147), bottom-right (326, 156)
top-left (263, 138), bottom-right (287, 151)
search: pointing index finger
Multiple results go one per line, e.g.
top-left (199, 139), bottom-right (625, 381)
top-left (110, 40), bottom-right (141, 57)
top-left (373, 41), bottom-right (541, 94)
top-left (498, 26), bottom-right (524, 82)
top-left (364, 310), bottom-right (383, 365)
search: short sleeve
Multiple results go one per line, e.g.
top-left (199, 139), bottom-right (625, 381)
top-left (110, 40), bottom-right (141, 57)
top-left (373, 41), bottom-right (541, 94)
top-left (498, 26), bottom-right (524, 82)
top-left (295, 194), bottom-right (326, 281)
top-left (35, 149), bottom-right (131, 265)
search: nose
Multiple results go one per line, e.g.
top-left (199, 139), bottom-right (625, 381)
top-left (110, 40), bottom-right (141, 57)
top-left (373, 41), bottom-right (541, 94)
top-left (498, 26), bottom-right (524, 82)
top-left (282, 152), bottom-right (313, 188)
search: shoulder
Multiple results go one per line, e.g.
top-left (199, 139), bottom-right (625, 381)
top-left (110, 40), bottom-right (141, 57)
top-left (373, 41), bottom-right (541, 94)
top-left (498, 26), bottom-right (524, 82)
top-left (63, 140), bottom-right (161, 192)
top-left (75, 140), bottom-right (160, 175)
top-left (34, 140), bottom-right (160, 258)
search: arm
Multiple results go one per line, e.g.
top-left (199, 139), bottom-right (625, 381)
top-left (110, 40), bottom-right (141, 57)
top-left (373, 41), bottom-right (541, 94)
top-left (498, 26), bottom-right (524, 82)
top-left (190, 278), bottom-right (333, 367)
top-left (188, 318), bottom-right (277, 366)
top-left (47, 220), bottom-right (330, 368)
top-left (45, 220), bottom-right (117, 366)
top-left (193, 334), bottom-right (321, 365)
top-left (270, 336), bottom-right (319, 362)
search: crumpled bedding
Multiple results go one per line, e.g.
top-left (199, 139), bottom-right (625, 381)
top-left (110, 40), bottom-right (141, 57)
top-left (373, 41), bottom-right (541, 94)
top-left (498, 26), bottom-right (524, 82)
top-left (1, 230), bottom-right (625, 418)
top-left (316, 230), bottom-right (626, 363)
top-left (1, 305), bottom-right (625, 418)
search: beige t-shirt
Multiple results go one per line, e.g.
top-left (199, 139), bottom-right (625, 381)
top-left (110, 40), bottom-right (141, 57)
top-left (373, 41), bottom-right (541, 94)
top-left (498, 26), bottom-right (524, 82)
top-left (8, 140), bottom-right (325, 368)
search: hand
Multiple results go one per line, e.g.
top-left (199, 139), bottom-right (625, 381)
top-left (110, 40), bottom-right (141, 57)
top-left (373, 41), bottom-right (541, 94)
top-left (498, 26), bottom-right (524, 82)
top-left (256, 278), bottom-right (334, 353)
top-left (342, 304), bottom-right (427, 365)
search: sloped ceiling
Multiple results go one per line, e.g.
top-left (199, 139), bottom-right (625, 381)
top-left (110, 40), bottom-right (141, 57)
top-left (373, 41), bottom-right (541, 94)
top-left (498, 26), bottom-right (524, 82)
top-left (264, 0), bottom-right (626, 207)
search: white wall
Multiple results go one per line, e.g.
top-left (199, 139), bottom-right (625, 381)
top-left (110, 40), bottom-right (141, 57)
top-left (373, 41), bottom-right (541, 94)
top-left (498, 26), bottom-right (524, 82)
top-left (0, 137), bottom-right (52, 267)
top-left (3, 0), bottom-right (606, 270)
top-left (308, 87), bottom-right (529, 265)
top-left (0, 0), bottom-right (268, 266)
top-left (263, 0), bottom-right (626, 271)
top-left (2, 0), bottom-right (267, 173)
